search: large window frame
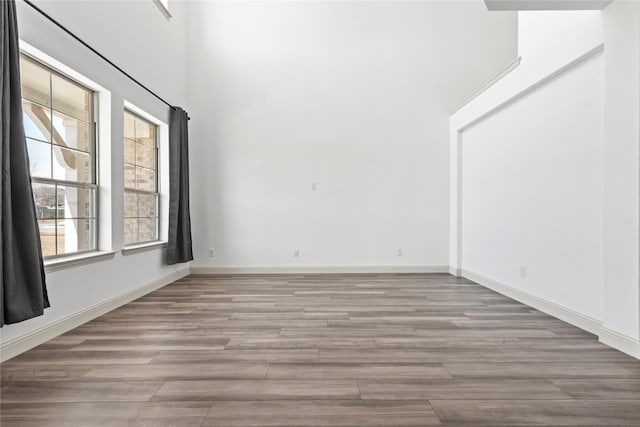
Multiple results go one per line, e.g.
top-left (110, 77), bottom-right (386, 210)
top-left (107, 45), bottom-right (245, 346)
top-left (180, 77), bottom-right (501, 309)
top-left (123, 109), bottom-right (160, 247)
top-left (21, 53), bottom-right (98, 260)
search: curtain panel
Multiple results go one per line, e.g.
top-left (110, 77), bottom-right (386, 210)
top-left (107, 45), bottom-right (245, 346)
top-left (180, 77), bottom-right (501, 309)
top-left (1, 0), bottom-right (49, 326)
top-left (166, 106), bottom-right (193, 265)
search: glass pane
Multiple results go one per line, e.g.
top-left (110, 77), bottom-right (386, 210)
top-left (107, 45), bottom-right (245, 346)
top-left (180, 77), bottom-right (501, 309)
top-left (124, 218), bottom-right (138, 245)
top-left (136, 142), bottom-right (155, 170)
top-left (22, 100), bottom-right (51, 142)
top-left (53, 146), bottom-right (92, 183)
top-left (32, 183), bottom-right (57, 220)
top-left (138, 193), bottom-right (157, 217)
top-left (52, 74), bottom-right (90, 121)
top-left (58, 186), bottom-right (93, 218)
top-left (20, 57), bottom-right (51, 106)
top-left (138, 217), bottom-right (157, 242)
top-left (38, 220), bottom-right (56, 257)
top-left (134, 116), bottom-right (155, 146)
top-left (124, 192), bottom-right (138, 218)
top-left (136, 167), bottom-right (155, 192)
top-left (124, 164), bottom-right (136, 189)
top-left (26, 139), bottom-right (52, 179)
top-left (57, 218), bottom-right (94, 255)
top-left (124, 111), bottom-right (135, 139)
top-left (52, 110), bottom-right (91, 152)
top-left (124, 139), bottom-right (135, 164)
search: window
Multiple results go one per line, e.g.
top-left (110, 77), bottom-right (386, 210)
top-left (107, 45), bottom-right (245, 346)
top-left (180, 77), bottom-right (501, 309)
top-left (20, 55), bottom-right (96, 258)
top-left (123, 110), bottom-right (159, 245)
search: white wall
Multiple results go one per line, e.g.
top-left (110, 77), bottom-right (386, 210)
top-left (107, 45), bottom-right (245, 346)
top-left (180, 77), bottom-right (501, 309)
top-left (186, 0), bottom-right (517, 271)
top-left (461, 52), bottom-right (604, 320)
top-left (450, 10), bottom-right (604, 282)
top-left (601, 0), bottom-right (640, 344)
top-left (451, 4), bottom-right (640, 358)
top-left (0, 0), bottom-right (190, 358)
top-left (20, 0), bottom-right (189, 106)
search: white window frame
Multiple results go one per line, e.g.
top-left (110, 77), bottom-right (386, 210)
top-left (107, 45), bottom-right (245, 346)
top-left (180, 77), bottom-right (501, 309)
top-left (19, 41), bottom-right (115, 270)
top-left (122, 101), bottom-right (169, 253)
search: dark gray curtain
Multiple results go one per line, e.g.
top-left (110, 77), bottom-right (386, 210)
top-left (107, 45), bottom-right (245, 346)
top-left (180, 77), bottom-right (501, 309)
top-left (1, 0), bottom-right (49, 326)
top-left (167, 107), bottom-right (193, 264)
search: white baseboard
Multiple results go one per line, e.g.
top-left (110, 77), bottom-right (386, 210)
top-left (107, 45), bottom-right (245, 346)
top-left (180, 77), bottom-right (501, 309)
top-left (0, 267), bottom-right (190, 362)
top-left (449, 266), bottom-right (462, 276)
top-left (460, 268), bottom-right (640, 360)
top-left (189, 265), bottom-right (450, 275)
top-left (599, 326), bottom-right (640, 359)
top-left (461, 269), bottom-right (601, 335)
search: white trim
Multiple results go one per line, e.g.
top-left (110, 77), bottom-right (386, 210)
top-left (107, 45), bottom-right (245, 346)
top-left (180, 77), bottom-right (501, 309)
top-left (449, 266), bottom-right (462, 277)
top-left (19, 39), bottom-right (115, 253)
top-left (190, 265), bottom-right (450, 275)
top-left (122, 241), bottom-right (167, 255)
top-left (460, 269), bottom-right (602, 335)
top-left (460, 44), bottom-right (604, 133)
top-left (599, 327), bottom-right (640, 359)
top-left (449, 56), bottom-right (522, 115)
top-left (459, 268), bottom-right (640, 360)
top-left (19, 40), bottom-right (107, 93)
top-left (0, 267), bottom-right (190, 362)
top-left (44, 251), bottom-right (116, 273)
top-left (157, 119), bottom-right (170, 243)
top-left (449, 44), bottom-right (605, 272)
top-left (124, 100), bottom-right (166, 127)
top-left (123, 101), bottom-right (169, 243)
top-left (96, 88), bottom-right (113, 252)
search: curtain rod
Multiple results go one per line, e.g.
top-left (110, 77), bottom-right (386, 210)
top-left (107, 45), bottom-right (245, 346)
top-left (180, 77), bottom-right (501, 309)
top-left (22, 0), bottom-right (189, 120)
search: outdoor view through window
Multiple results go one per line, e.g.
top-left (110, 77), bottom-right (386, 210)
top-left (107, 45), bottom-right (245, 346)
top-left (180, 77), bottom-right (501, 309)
top-left (21, 55), bottom-right (96, 258)
top-left (123, 110), bottom-right (159, 245)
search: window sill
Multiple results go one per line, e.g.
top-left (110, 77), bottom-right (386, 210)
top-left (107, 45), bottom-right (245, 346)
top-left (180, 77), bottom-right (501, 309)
top-left (122, 241), bottom-right (167, 255)
top-left (44, 251), bottom-right (117, 273)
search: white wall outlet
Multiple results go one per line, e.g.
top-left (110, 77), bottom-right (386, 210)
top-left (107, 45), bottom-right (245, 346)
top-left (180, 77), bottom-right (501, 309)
top-left (208, 249), bottom-right (214, 258)
top-left (396, 248), bottom-right (403, 256)
top-left (311, 182), bottom-right (317, 191)
top-left (519, 265), bottom-right (527, 278)
top-left (293, 248), bottom-right (300, 257)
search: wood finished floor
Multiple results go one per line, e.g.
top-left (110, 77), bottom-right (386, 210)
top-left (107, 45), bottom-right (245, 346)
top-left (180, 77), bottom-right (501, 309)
top-left (2, 273), bottom-right (640, 426)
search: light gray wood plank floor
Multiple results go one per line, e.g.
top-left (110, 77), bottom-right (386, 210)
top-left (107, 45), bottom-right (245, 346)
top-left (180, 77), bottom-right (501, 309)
top-left (2, 273), bottom-right (639, 426)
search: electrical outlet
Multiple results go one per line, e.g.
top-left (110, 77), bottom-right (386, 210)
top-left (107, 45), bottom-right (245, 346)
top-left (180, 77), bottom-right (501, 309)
top-left (519, 265), bottom-right (527, 278)
top-left (396, 248), bottom-right (403, 257)
top-left (293, 248), bottom-right (300, 258)
top-left (208, 249), bottom-right (214, 258)
top-left (311, 182), bottom-right (317, 191)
